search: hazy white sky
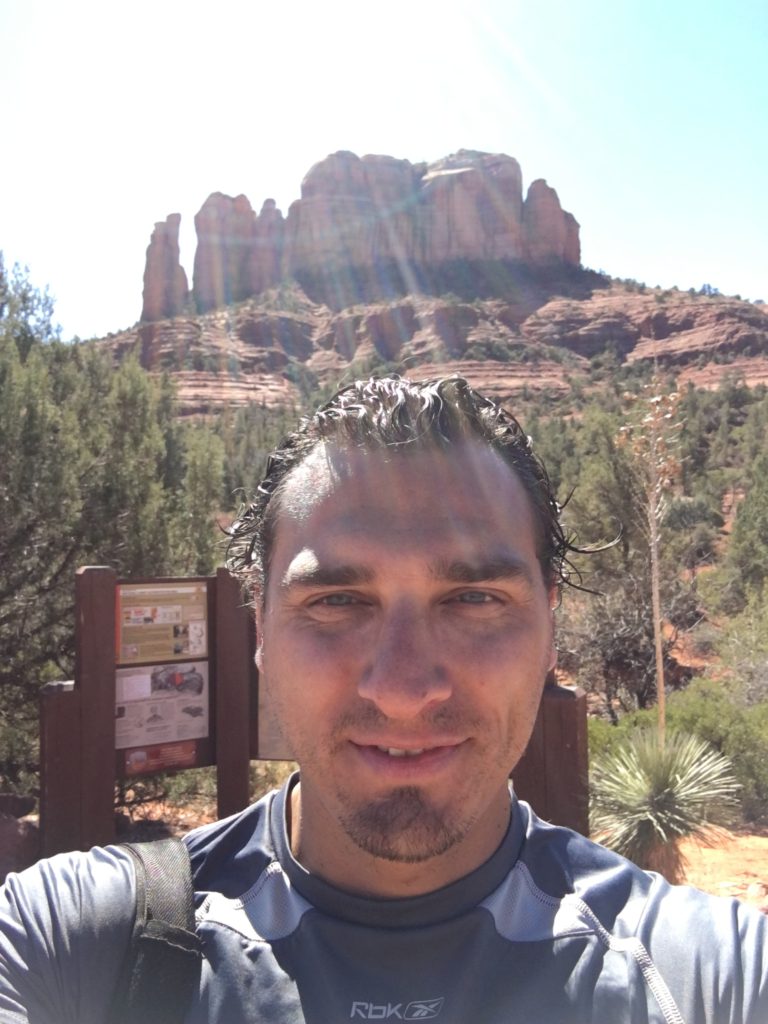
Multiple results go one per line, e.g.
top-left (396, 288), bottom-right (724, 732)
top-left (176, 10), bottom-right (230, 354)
top-left (2, 0), bottom-right (766, 340)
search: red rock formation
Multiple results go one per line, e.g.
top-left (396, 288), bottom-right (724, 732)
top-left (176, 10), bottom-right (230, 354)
top-left (429, 304), bottom-right (479, 356)
top-left (141, 150), bottom-right (582, 319)
top-left (363, 154), bottom-right (424, 265)
top-left (315, 312), bottom-right (364, 360)
top-left (286, 149), bottom-right (531, 272)
top-left (287, 152), bottom-right (383, 272)
top-left (362, 304), bottom-right (418, 360)
top-left (193, 193), bottom-right (257, 312)
top-left (419, 151), bottom-right (525, 263)
top-left (249, 199), bottom-right (285, 297)
top-left (236, 312), bottom-right (314, 360)
top-left (113, 286), bottom-right (768, 419)
top-left (522, 180), bottom-right (580, 265)
top-left (141, 214), bottom-right (189, 322)
top-left (564, 212), bottom-right (581, 266)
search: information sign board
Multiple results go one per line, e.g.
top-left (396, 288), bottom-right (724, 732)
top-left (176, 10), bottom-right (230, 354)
top-left (115, 660), bottom-right (209, 751)
top-left (117, 582), bottom-right (208, 664)
top-left (124, 740), bottom-right (199, 776)
top-left (115, 580), bottom-right (211, 774)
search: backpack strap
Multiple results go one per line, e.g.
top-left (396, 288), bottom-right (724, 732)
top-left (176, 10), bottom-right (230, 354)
top-left (114, 837), bottom-right (203, 1024)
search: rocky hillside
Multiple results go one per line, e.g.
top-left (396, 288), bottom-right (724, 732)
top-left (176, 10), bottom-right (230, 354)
top-left (104, 279), bottom-right (768, 416)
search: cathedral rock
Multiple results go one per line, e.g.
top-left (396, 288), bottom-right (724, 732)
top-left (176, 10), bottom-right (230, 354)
top-left (140, 149), bottom-right (581, 321)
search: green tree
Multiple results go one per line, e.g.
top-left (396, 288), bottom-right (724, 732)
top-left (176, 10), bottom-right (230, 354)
top-left (716, 596), bottom-right (768, 707)
top-left (725, 452), bottom-right (768, 603)
top-left (0, 318), bottom-right (87, 700)
top-left (0, 259), bottom-right (204, 793)
top-left (175, 427), bottom-right (226, 575)
top-left (0, 255), bottom-right (60, 358)
top-left (559, 563), bottom-right (695, 716)
top-left (0, 261), bottom-right (93, 788)
top-left (559, 405), bottom-right (640, 567)
top-left (665, 678), bottom-right (768, 822)
top-left (89, 356), bottom-right (174, 576)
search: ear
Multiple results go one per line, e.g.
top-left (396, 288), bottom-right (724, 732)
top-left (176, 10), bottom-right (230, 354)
top-left (547, 639), bottom-right (558, 674)
top-left (253, 591), bottom-right (265, 672)
top-left (547, 585), bottom-right (559, 673)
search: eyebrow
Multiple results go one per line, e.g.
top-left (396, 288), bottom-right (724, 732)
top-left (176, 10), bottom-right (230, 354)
top-left (281, 557), bottom-right (535, 590)
top-left (431, 557), bottom-right (536, 587)
top-left (281, 564), bottom-right (375, 589)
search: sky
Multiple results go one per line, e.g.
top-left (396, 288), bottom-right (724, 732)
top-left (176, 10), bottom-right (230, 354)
top-left (2, 0), bottom-right (766, 341)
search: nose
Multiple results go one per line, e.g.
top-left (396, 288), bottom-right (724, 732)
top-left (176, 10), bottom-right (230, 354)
top-left (357, 606), bottom-right (452, 719)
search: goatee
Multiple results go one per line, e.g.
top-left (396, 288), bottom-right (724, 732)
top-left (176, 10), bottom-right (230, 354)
top-left (340, 786), bottom-right (465, 863)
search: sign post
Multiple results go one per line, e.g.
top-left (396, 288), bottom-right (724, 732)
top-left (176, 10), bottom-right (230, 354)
top-left (40, 567), bottom-right (256, 855)
top-left (76, 566), bottom-right (117, 849)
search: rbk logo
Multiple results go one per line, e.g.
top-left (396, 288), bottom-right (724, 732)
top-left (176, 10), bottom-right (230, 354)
top-left (404, 998), bottom-right (445, 1019)
top-left (350, 997), bottom-right (444, 1019)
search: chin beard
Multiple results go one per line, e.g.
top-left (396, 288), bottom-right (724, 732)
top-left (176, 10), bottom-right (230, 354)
top-left (340, 786), bottom-right (466, 863)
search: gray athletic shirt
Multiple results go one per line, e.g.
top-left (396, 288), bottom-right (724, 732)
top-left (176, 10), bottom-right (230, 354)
top-left (1, 778), bottom-right (767, 1023)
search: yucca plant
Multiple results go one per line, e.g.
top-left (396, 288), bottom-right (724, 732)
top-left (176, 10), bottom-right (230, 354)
top-left (590, 730), bottom-right (740, 883)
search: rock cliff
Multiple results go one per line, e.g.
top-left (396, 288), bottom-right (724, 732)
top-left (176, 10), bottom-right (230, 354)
top-left (141, 150), bottom-right (581, 323)
top-left (192, 193), bottom-right (260, 313)
top-left (140, 214), bottom-right (189, 322)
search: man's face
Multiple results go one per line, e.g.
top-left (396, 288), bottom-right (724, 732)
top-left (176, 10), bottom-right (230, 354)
top-left (257, 440), bottom-right (556, 891)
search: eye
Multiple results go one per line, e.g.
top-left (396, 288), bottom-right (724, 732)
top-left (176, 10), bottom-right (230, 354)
top-left (305, 591), bottom-right (370, 622)
top-left (313, 592), bottom-right (360, 607)
top-left (451, 590), bottom-right (497, 605)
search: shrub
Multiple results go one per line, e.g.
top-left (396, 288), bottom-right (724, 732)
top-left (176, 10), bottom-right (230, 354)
top-left (590, 730), bottom-right (740, 882)
top-left (665, 678), bottom-right (768, 821)
top-left (590, 677), bottom-right (768, 824)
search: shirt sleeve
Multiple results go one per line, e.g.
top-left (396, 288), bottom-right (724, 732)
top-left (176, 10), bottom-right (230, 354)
top-left (0, 846), bottom-right (136, 1024)
top-left (639, 877), bottom-right (768, 1024)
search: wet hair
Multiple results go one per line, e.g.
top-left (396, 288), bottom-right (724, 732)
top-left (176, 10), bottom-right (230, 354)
top-left (226, 375), bottom-right (579, 595)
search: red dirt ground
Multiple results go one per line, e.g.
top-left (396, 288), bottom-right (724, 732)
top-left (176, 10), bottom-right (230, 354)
top-left (679, 828), bottom-right (768, 912)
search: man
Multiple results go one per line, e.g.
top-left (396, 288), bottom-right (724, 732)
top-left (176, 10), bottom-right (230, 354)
top-left (1, 375), bottom-right (766, 1022)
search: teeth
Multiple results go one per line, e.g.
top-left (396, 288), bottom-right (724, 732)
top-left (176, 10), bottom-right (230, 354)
top-left (377, 746), bottom-right (425, 757)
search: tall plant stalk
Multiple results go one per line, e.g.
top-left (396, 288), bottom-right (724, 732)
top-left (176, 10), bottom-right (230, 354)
top-left (618, 371), bottom-right (682, 742)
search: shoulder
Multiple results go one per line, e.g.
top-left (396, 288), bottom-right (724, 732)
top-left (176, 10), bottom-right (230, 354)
top-left (516, 802), bottom-right (658, 923)
top-left (1, 843), bottom-right (136, 937)
top-left (517, 800), bottom-right (768, 936)
top-left (184, 785), bottom-right (282, 900)
top-left (0, 845), bottom-right (137, 1023)
top-left (511, 801), bottom-right (768, 1020)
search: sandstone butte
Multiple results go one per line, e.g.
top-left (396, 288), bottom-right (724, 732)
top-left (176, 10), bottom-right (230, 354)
top-left (141, 149), bottom-right (580, 322)
top-left (104, 148), bottom-right (767, 415)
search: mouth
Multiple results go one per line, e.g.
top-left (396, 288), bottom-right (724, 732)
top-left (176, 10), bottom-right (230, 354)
top-left (376, 746), bottom-right (427, 758)
top-left (349, 740), bottom-right (465, 774)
